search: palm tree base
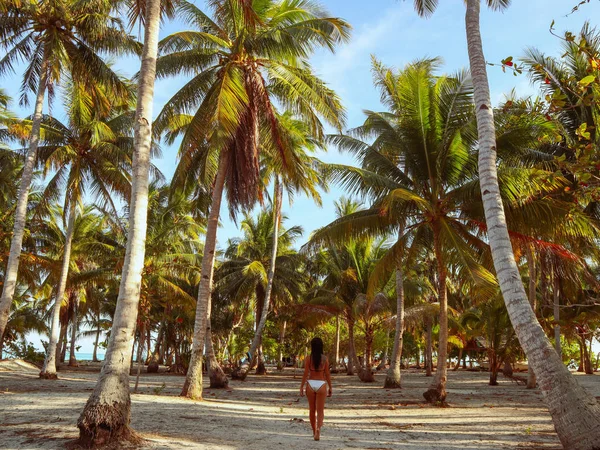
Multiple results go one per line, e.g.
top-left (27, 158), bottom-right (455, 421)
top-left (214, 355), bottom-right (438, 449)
top-left (147, 362), bottom-right (159, 373)
top-left (357, 368), bottom-right (375, 383)
top-left (423, 386), bottom-right (446, 404)
top-left (383, 368), bottom-right (401, 389)
top-left (180, 379), bottom-right (203, 400)
top-left (39, 371), bottom-right (58, 380)
top-left (255, 361), bottom-right (267, 375)
top-left (209, 369), bottom-right (229, 389)
top-left (77, 402), bottom-right (142, 448)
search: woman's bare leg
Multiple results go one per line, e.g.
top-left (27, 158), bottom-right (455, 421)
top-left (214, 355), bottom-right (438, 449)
top-left (307, 388), bottom-right (317, 435)
top-left (315, 384), bottom-right (327, 435)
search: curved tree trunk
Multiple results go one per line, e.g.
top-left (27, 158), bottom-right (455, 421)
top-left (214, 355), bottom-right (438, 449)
top-left (69, 294), bottom-right (79, 367)
top-left (466, 1), bottom-right (600, 447)
top-left (92, 311), bottom-right (101, 363)
top-left (425, 318), bottom-right (433, 376)
top-left (384, 264), bottom-right (405, 389)
top-left (41, 202), bottom-right (77, 378)
top-left (134, 323), bottom-right (145, 393)
top-left (278, 320), bottom-right (287, 370)
top-left (526, 246), bottom-right (537, 389)
top-left (348, 315), bottom-right (374, 382)
top-left (378, 328), bottom-right (389, 371)
top-left (206, 296), bottom-right (228, 389)
top-left (553, 274), bottom-right (561, 358)
top-left (424, 223), bottom-right (448, 403)
top-left (248, 176), bottom-right (282, 372)
top-left (0, 68), bottom-right (47, 345)
top-left (77, 0), bottom-right (161, 445)
top-left (181, 150), bottom-right (229, 399)
top-left (58, 323), bottom-right (68, 363)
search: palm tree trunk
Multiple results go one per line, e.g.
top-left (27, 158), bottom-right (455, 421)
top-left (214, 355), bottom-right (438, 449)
top-left (248, 176), bottom-right (283, 370)
top-left (181, 150), bottom-right (229, 399)
top-left (489, 350), bottom-right (498, 386)
top-left (278, 320), bottom-right (287, 369)
top-left (41, 202), bottom-right (77, 378)
top-left (384, 264), bottom-right (405, 389)
top-left (454, 348), bottom-right (462, 371)
top-left (378, 328), bottom-right (389, 370)
top-left (0, 67), bottom-right (48, 345)
top-left (466, 1), bottom-right (600, 447)
top-left (77, 0), bottom-right (161, 445)
top-left (424, 223), bottom-right (448, 403)
top-left (553, 274), bottom-right (561, 358)
top-left (92, 310), bottom-right (101, 362)
top-left (526, 245), bottom-right (537, 389)
top-left (57, 323), bottom-right (67, 363)
top-left (69, 295), bottom-right (79, 367)
top-left (425, 317), bottom-right (433, 376)
top-left (346, 314), bottom-right (356, 375)
top-left (205, 295), bottom-right (228, 388)
top-left (334, 315), bottom-right (340, 370)
top-left (581, 334), bottom-right (593, 375)
top-left (134, 323), bottom-right (145, 393)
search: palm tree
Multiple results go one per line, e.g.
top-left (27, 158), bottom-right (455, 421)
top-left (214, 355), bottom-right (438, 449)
top-left (463, 1), bottom-right (600, 445)
top-left (412, 0), bottom-right (600, 443)
top-left (247, 112), bottom-right (326, 373)
top-left (155, 0), bottom-right (349, 400)
top-left (77, 0), bottom-right (169, 442)
top-left (307, 199), bottom-right (390, 382)
top-left (26, 79), bottom-right (136, 378)
top-left (0, 0), bottom-right (136, 348)
top-left (217, 209), bottom-right (305, 375)
top-left (313, 59), bottom-right (500, 400)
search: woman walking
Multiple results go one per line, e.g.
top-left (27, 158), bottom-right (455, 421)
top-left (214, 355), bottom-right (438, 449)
top-left (300, 337), bottom-right (333, 440)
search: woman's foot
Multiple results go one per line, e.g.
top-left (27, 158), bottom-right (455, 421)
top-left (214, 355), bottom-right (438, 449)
top-left (314, 428), bottom-right (320, 441)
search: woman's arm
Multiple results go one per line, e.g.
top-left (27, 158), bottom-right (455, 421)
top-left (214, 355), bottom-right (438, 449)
top-left (325, 357), bottom-right (333, 397)
top-left (300, 356), bottom-right (309, 396)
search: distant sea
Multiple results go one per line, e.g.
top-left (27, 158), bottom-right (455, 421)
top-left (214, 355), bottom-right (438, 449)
top-left (64, 352), bottom-right (105, 361)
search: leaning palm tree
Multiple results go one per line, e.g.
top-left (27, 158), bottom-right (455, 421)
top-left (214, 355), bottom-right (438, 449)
top-left (414, 0), bottom-right (600, 445)
top-left (28, 79), bottom-right (136, 378)
top-left (0, 0), bottom-right (136, 348)
top-left (155, 0), bottom-right (349, 400)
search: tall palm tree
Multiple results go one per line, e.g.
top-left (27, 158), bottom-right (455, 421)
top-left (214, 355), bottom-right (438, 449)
top-left (313, 59), bottom-right (501, 399)
top-left (0, 0), bottom-right (136, 347)
top-left (27, 79), bottom-right (136, 378)
top-left (34, 206), bottom-right (110, 363)
top-left (413, 0), bottom-right (600, 443)
top-left (463, 1), bottom-right (600, 446)
top-left (155, 0), bottom-right (349, 400)
top-left (247, 113), bottom-right (326, 373)
top-left (77, 0), bottom-right (168, 444)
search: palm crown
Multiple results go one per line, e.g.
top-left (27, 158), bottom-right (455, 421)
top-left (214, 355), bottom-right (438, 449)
top-left (155, 0), bottom-right (349, 215)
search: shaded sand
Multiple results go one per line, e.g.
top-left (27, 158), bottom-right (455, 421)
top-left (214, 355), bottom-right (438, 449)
top-left (1, 361), bottom-right (599, 449)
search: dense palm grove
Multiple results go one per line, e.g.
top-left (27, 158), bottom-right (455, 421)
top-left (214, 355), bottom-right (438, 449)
top-left (1, 0), bottom-right (600, 448)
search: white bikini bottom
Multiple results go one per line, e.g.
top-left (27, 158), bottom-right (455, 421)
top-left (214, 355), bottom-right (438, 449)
top-left (307, 380), bottom-right (326, 392)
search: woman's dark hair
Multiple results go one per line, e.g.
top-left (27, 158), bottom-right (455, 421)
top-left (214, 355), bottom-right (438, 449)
top-left (311, 337), bottom-right (324, 370)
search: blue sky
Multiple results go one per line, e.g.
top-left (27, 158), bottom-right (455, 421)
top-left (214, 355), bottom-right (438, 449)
top-left (4, 0), bottom-right (599, 249)
top-left (3, 0), bottom-right (600, 353)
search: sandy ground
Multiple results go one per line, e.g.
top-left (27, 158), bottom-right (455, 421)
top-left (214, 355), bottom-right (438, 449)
top-left (1, 360), bottom-right (599, 450)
